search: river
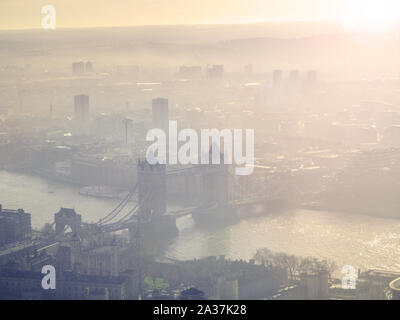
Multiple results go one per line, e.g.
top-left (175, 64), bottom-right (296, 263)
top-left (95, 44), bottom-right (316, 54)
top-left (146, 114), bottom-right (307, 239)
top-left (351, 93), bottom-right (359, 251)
top-left (1, 170), bottom-right (400, 273)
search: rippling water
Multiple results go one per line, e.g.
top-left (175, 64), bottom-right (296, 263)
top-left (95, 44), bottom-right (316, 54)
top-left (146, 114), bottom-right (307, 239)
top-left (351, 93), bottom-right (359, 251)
top-left (165, 210), bottom-right (400, 273)
top-left (1, 170), bottom-right (400, 273)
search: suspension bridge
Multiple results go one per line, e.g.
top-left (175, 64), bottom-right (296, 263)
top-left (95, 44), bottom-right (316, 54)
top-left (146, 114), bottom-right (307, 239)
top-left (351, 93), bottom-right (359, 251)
top-left (52, 155), bottom-right (298, 241)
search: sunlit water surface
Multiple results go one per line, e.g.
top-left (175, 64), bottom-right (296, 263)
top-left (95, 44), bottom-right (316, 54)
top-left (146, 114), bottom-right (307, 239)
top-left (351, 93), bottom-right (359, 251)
top-left (1, 170), bottom-right (400, 273)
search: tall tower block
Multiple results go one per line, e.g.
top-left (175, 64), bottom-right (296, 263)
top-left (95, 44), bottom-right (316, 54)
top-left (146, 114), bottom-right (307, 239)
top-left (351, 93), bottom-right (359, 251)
top-left (74, 94), bottom-right (90, 122)
top-left (152, 98), bottom-right (169, 134)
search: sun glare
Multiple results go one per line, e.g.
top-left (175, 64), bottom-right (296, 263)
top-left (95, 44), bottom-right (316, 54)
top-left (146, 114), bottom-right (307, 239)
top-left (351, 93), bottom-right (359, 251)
top-left (341, 0), bottom-right (400, 33)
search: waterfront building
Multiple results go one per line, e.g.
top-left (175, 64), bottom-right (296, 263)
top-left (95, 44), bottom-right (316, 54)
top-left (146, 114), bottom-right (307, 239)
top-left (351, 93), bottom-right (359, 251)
top-left (0, 205), bottom-right (31, 246)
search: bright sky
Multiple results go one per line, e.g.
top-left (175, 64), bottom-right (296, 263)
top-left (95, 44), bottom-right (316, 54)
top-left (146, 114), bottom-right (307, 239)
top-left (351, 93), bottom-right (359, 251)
top-left (1, 0), bottom-right (400, 31)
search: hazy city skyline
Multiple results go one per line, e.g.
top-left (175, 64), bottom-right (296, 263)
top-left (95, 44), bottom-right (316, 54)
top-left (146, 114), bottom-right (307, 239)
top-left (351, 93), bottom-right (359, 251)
top-left (2, 0), bottom-right (400, 302)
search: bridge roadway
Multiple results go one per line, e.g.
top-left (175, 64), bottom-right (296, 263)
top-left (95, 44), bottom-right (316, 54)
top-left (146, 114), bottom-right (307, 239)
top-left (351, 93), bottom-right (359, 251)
top-left (167, 196), bottom-right (273, 218)
top-left (0, 240), bottom-right (58, 262)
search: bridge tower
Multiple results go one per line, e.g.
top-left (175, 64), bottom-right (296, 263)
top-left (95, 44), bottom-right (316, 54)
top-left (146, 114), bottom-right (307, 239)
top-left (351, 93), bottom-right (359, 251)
top-left (201, 152), bottom-right (229, 206)
top-left (131, 159), bottom-right (168, 298)
top-left (137, 159), bottom-right (167, 221)
top-left (54, 208), bottom-right (82, 238)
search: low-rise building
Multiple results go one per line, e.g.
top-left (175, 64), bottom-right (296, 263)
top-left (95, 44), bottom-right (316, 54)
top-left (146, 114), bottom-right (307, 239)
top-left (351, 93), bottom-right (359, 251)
top-left (0, 269), bottom-right (138, 300)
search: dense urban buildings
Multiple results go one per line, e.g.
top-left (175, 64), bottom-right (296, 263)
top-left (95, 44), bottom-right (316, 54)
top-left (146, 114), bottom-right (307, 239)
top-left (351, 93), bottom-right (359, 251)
top-left (2, 1), bottom-right (400, 302)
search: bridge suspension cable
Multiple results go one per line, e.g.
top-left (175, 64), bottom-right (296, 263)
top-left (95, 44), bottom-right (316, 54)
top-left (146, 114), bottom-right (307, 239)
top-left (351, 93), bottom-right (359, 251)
top-left (97, 182), bottom-right (138, 226)
top-left (100, 191), bottom-right (153, 231)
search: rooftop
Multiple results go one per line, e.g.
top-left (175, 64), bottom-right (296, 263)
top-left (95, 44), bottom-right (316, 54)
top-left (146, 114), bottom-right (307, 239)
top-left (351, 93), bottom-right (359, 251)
top-left (0, 205), bottom-right (29, 216)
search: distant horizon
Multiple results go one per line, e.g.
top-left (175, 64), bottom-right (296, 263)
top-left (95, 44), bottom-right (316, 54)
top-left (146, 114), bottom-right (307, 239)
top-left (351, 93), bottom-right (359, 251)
top-left (0, 0), bottom-right (343, 30)
top-left (0, 20), bottom-right (342, 32)
top-left (3, 0), bottom-right (400, 34)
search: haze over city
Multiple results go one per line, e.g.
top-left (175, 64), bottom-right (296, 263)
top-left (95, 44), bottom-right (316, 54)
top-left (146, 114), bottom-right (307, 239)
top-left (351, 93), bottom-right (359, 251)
top-left (1, 0), bottom-right (400, 31)
top-left (1, 0), bottom-right (400, 303)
